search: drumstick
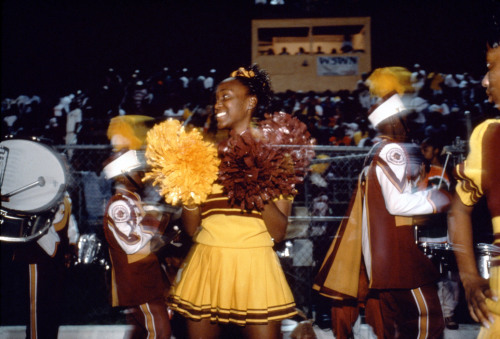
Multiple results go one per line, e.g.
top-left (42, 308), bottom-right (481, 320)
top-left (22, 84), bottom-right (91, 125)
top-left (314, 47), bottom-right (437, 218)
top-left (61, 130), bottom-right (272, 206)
top-left (437, 152), bottom-right (451, 189)
top-left (2, 176), bottom-right (45, 199)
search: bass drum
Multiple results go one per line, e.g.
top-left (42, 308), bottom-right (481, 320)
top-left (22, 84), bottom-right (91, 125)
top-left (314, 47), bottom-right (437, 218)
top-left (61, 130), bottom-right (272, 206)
top-left (0, 138), bottom-right (68, 242)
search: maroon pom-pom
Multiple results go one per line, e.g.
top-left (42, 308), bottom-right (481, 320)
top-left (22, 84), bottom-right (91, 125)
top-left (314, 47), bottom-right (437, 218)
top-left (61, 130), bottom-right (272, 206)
top-left (218, 112), bottom-right (316, 211)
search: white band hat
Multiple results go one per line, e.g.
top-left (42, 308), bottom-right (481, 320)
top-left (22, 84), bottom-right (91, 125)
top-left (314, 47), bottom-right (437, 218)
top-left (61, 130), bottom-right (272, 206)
top-left (368, 92), bottom-right (408, 127)
top-left (103, 150), bottom-right (147, 179)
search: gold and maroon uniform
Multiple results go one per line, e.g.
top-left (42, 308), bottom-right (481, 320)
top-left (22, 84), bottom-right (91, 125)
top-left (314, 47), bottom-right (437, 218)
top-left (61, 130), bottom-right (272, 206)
top-left (315, 140), bottom-right (448, 338)
top-left (104, 187), bottom-right (170, 339)
top-left (454, 119), bottom-right (500, 338)
top-left (169, 183), bottom-right (297, 325)
top-left (13, 193), bottom-right (77, 339)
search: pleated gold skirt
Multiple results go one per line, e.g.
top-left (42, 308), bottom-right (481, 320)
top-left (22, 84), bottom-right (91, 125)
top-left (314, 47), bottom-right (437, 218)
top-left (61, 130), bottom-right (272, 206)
top-left (478, 265), bottom-right (500, 338)
top-left (169, 243), bottom-right (297, 325)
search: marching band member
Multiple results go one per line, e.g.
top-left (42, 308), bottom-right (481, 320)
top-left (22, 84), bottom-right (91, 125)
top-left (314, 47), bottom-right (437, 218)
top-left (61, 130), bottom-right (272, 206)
top-left (102, 115), bottom-right (172, 339)
top-left (314, 67), bottom-right (451, 338)
top-left (13, 191), bottom-right (79, 339)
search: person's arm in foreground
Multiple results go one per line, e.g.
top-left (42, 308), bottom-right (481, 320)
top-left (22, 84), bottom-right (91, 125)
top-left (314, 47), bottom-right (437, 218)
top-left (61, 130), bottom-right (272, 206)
top-left (448, 194), bottom-right (496, 327)
top-left (181, 205), bottom-right (201, 237)
top-left (261, 199), bottom-right (292, 244)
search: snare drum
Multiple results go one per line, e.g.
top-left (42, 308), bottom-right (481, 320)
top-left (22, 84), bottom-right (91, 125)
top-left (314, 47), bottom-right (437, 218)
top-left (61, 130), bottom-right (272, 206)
top-left (475, 243), bottom-right (498, 279)
top-left (0, 138), bottom-right (67, 242)
top-left (418, 242), bottom-right (455, 274)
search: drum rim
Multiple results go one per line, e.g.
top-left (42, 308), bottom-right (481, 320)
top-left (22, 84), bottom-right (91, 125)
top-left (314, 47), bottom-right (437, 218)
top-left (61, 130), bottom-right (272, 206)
top-left (0, 209), bottom-right (54, 242)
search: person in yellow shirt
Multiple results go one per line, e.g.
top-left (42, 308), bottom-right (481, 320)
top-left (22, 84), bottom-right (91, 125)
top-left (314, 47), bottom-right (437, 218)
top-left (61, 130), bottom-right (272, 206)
top-left (169, 65), bottom-right (299, 339)
top-left (448, 34), bottom-right (500, 337)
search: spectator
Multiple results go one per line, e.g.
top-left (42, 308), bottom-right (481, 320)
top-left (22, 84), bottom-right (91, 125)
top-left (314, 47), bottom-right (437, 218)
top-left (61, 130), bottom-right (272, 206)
top-left (340, 35), bottom-right (353, 53)
top-left (279, 47), bottom-right (290, 55)
top-left (296, 47), bottom-right (308, 55)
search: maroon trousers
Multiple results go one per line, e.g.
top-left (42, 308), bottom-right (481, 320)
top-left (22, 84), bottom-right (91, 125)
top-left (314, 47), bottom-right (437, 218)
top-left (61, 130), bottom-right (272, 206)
top-left (125, 297), bottom-right (171, 339)
top-left (331, 285), bottom-right (443, 339)
top-left (330, 263), bottom-right (443, 338)
top-left (378, 283), bottom-right (444, 339)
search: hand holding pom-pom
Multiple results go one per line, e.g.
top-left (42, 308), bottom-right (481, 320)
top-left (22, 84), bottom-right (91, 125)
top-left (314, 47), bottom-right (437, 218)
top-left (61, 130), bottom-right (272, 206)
top-left (144, 119), bottom-right (220, 206)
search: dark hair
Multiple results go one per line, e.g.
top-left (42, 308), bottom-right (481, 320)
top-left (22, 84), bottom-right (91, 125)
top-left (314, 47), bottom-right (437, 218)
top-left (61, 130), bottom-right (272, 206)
top-left (421, 136), bottom-right (444, 151)
top-left (486, 1), bottom-right (500, 48)
top-left (229, 64), bottom-right (273, 120)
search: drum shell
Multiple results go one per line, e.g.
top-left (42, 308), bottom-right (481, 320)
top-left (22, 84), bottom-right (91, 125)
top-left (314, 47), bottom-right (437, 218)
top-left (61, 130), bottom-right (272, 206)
top-left (0, 209), bottom-right (56, 242)
top-left (476, 243), bottom-right (493, 279)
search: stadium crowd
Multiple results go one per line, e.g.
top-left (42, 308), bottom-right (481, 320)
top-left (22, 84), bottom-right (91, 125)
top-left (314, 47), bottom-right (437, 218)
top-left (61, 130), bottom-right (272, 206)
top-left (2, 64), bottom-right (496, 149)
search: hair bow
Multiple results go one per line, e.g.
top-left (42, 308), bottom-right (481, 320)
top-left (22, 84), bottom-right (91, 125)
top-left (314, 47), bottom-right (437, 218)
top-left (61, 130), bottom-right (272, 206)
top-left (230, 67), bottom-right (255, 78)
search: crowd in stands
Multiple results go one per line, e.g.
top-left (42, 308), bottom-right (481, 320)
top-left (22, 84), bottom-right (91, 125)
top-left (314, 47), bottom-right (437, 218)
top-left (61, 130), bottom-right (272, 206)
top-left (2, 64), bottom-right (497, 149)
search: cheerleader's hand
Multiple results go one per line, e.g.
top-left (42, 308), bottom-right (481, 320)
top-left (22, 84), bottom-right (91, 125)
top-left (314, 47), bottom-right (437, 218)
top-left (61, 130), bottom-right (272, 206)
top-left (462, 273), bottom-right (495, 327)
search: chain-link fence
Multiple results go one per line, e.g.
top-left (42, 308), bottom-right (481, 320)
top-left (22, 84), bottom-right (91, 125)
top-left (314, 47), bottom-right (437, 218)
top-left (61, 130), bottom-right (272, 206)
top-left (280, 146), bottom-right (370, 321)
top-left (1, 142), bottom-right (469, 326)
top-left (57, 144), bottom-right (373, 324)
top-left (280, 142), bottom-right (468, 322)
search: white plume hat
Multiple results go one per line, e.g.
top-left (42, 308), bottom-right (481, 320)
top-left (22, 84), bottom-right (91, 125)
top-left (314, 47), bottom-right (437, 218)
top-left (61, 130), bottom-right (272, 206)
top-left (103, 150), bottom-right (146, 180)
top-left (368, 92), bottom-right (408, 127)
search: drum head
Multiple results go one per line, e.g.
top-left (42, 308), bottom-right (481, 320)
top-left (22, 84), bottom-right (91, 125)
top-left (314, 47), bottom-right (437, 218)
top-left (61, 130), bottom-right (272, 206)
top-left (1, 139), bottom-right (67, 213)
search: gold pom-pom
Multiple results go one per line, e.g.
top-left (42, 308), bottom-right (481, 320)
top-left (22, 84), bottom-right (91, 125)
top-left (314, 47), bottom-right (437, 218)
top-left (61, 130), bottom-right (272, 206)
top-left (144, 119), bottom-right (220, 206)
